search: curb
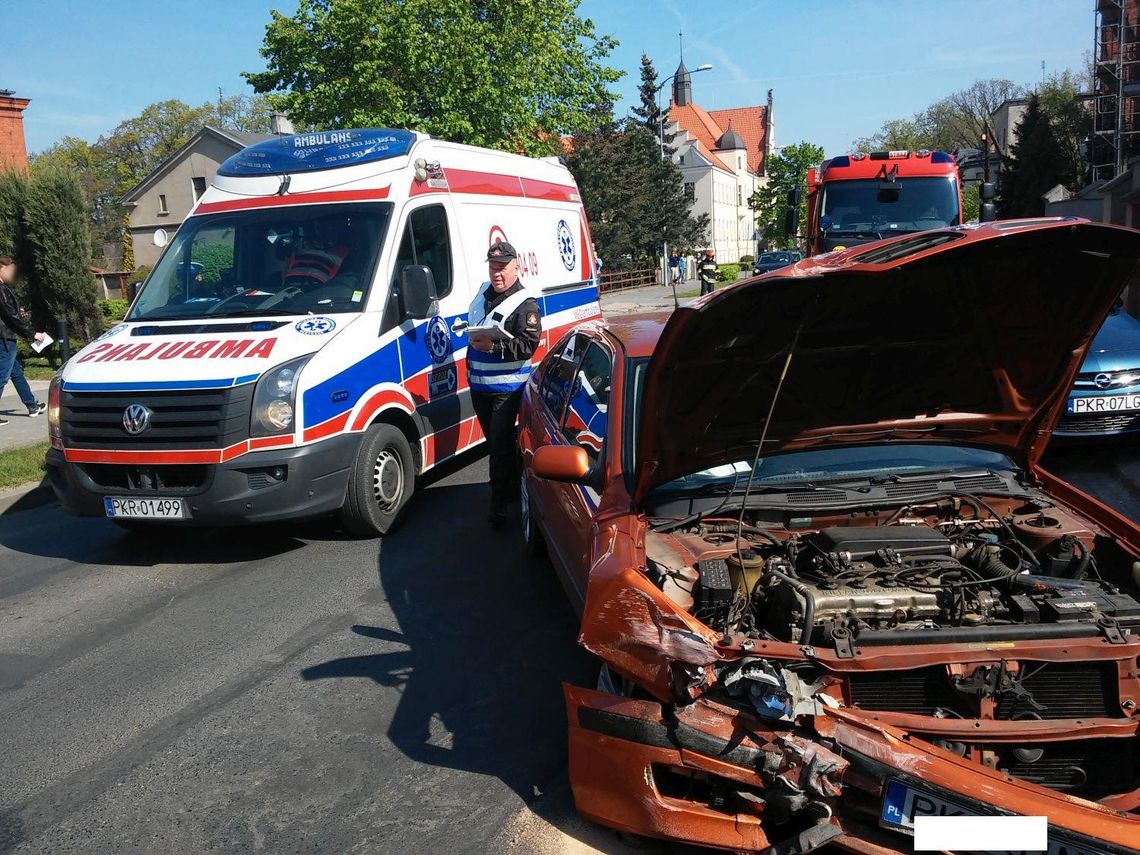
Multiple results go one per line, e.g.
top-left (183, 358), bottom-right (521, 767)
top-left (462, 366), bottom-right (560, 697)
top-left (0, 480), bottom-right (56, 517)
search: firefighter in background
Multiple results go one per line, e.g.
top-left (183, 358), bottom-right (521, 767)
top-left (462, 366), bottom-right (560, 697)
top-left (698, 248), bottom-right (719, 296)
top-left (466, 241), bottom-right (542, 528)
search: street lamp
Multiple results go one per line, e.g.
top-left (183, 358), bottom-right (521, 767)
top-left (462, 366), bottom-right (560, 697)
top-left (654, 63), bottom-right (712, 304)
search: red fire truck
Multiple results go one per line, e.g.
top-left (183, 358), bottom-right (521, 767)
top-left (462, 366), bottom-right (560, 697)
top-left (803, 150), bottom-right (965, 256)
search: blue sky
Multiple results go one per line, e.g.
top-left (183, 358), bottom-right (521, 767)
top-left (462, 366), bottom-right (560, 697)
top-left (9, 1), bottom-right (1089, 158)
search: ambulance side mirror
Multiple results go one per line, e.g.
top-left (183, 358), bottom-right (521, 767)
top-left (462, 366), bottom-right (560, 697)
top-left (399, 264), bottom-right (439, 319)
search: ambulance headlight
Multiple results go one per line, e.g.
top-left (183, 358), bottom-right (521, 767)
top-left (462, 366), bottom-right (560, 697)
top-left (264, 399), bottom-right (294, 430)
top-left (251, 355), bottom-right (311, 437)
top-left (48, 375), bottom-right (62, 444)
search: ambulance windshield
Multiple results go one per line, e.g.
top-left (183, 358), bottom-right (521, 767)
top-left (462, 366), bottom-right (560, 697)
top-left (129, 202), bottom-right (393, 321)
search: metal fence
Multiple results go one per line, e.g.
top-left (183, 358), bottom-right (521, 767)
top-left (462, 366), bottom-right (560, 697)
top-left (598, 267), bottom-right (657, 293)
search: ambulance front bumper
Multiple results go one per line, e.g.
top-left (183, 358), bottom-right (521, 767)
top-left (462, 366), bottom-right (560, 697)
top-left (45, 434), bottom-right (359, 525)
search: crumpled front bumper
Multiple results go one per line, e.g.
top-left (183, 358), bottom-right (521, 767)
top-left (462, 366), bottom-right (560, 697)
top-left (565, 684), bottom-right (1140, 854)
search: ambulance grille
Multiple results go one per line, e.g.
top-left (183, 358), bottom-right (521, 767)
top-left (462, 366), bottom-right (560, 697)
top-left (61, 386), bottom-right (253, 449)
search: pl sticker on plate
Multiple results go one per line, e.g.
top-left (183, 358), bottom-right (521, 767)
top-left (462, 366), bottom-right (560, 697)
top-left (295, 317), bottom-right (336, 335)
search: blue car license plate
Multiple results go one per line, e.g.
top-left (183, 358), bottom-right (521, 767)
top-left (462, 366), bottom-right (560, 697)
top-left (880, 779), bottom-right (1112, 855)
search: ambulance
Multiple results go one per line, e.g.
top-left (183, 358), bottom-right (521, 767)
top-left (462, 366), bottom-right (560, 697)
top-left (45, 129), bottom-right (602, 535)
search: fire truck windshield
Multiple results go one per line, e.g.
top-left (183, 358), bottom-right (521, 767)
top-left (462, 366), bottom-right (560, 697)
top-left (820, 176), bottom-right (960, 244)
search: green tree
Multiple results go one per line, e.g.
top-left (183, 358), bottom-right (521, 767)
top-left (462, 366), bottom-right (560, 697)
top-left (22, 169), bottom-right (100, 340)
top-left (566, 120), bottom-right (706, 270)
top-left (121, 213), bottom-right (135, 272)
top-left (244, 0), bottom-right (621, 156)
top-left (748, 141), bottom-right (824, 250)
top-left (852, 79), bottom-right (1025, 153)
top-left (997, 95), bottom-right (1068, 217)
top-left (0, 171), bottom-right (29, 266)
top-left (1038, 70), bottom-right (1092, 190)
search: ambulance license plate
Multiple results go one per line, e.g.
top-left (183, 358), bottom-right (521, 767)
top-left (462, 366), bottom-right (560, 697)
top-left (103, 496), bottom-right (189, 520)
top-left (880, 780), bottom-right (1111, 855)
top-left (1067, 393), bottom-right (1140, 414)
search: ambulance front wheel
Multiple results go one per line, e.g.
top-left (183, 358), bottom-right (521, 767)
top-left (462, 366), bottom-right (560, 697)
top-left (341, 423), bottom-right (415, 537)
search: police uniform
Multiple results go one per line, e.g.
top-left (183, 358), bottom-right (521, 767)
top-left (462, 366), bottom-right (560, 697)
top-left (697, 252), bottom-right (719, 296)
top-left (467, 241), bottom-right (542, 526)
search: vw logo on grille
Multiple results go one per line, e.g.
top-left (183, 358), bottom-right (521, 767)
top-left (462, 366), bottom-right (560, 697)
top-left (1094, 372), bottom-right (1113, 390)
top-left (122, 403), bottom-right (153, 435)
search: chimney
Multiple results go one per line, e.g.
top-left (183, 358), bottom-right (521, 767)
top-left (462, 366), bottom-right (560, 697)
top-left (271, 113), bottom-right (295, 135)
top-left (0, 90), bottom-right (31, 173)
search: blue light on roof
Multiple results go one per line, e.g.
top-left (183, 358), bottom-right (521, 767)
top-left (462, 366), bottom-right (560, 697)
top-left (217, 129), bottom-right (418, 176)
top-left (931, 151), bottom-right (953, 164)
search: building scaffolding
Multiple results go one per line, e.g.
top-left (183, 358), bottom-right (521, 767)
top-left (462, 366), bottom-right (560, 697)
top-left (1093, 0), bottom-right (1140, 180)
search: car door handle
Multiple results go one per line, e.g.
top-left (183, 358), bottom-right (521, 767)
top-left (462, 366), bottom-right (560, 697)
top-left (451, 318), bottom-right (469, 334)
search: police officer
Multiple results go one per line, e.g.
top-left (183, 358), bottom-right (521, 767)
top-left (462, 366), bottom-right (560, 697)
top-left (698, 248), bottom-right (718, 296)
top-left (467, 241), bottom-right (541, 527)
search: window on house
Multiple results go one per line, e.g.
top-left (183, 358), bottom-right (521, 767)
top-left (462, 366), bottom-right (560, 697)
top-left (738, 187), bottom-right (743, 206)
top-left (679, 155), bottom-right (685, 165)
top-left (191, 177), bottom-right (207, 200)
top-left (158, 194), bottom-right (168, 215)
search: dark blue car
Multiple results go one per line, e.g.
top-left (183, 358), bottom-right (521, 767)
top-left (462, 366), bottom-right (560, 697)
top-left (1053, 302), bottom-right (1140, 436)
top-left (752, 250), bottom-right (803, 275)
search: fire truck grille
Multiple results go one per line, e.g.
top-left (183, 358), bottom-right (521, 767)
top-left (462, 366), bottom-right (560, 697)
top-left (61, 386), bottom-right (254, 450)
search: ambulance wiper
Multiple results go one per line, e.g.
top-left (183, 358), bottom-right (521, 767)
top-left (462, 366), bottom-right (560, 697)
top-left (207, 309), bottom-right (304, 318)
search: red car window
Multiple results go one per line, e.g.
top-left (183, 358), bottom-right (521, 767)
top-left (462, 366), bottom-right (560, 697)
top-left (561, 343), bottom-right (611, 461)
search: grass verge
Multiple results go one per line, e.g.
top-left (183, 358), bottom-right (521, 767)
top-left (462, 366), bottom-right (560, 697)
top-left (0, 441), bottom-right (50, 489)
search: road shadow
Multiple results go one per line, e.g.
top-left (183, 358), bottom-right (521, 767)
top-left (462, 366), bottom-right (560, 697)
top-left (0, 502), bottom-right (309, 569)
top-left (301, 476), bottom-right (596, 816)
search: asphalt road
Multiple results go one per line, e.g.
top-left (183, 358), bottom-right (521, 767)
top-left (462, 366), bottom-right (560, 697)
top-left (0, 453), bottom-right (622, 854)
top-left (0, 428), bottom-right (1136, 854)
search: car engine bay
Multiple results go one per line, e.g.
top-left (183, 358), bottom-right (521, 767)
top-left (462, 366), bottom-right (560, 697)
top-left (648, 494), bottom-right (1140, 648)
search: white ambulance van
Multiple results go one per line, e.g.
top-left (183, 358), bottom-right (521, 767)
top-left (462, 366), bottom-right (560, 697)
top-left (45, 129), bottom-right (601, 535)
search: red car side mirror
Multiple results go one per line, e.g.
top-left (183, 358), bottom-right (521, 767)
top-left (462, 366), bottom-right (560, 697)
top-left (532, 445), bottom-right (591, 483)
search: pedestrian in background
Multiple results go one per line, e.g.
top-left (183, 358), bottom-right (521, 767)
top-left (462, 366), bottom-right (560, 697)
top-left (0, 256), bottom-right (47, 427)
top-left (466, 241), bottom-right (542, 528)
top-left (697, 248), bottom-right (718, 296)
top-left (667, 250), bottom-right (680, 286)
top-left (677, 252), bottom-right (687, 283)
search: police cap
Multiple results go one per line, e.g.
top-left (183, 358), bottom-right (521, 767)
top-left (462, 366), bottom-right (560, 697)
top-left (486, 240), bottom-right (519, 262)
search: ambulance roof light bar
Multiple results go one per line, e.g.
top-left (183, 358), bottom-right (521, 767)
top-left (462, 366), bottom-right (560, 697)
top-left (218, 128), bottom-right (420, 177)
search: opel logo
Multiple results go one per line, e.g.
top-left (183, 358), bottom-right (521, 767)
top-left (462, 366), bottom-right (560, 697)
top-left (1094, 372), bottom-right (1113, 390)
top-left (122, 403), bottom-right (153, 435)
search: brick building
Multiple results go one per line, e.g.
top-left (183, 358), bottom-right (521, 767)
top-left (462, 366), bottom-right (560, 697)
top-left (0, 90), bottom-right (31, 173)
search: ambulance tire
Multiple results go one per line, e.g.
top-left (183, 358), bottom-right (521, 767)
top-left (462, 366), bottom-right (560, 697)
top-left (520, 470), bottom-right (546, 558)
top-left (341, 423), bottom-right (415, 537)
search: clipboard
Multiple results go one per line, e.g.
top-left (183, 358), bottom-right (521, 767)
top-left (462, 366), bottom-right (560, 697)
top-left (31, 333), bottom-right (54, 354)
top-left (466, 325), bottom-right (514, 347)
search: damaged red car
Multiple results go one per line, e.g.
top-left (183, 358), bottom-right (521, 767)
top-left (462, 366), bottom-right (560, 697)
top-left (519, 219), bottom-right (1140, 854)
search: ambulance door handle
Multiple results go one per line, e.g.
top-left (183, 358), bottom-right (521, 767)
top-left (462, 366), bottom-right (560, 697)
top-left (451, 318), bottom-right (469, 335)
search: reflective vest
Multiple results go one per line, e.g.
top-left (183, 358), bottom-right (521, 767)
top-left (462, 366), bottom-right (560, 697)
top-left (466, 282), bottom-right (536, 393)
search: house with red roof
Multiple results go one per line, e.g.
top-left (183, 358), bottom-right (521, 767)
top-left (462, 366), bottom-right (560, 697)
top-left (665, 62), bottom-right (772, 262)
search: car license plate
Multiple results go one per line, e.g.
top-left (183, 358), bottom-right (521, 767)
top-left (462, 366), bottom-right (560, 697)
top-left (880, 780), bottom-right (1111, 855)
top-left (1067, 393), bottom-right (1140, 414)
top-left (103, 496), bottom-right (189, 520)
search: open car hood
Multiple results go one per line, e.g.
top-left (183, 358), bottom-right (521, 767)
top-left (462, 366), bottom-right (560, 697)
top-left (634, 220), bottom-right (1140, 501)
